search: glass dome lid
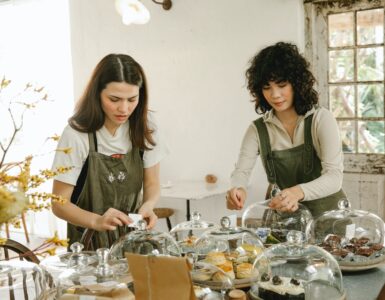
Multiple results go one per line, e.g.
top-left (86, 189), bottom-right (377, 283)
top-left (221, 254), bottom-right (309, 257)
top-left (0, 260), bottom-right (49, 300)
top-left (192, 216), bottom-right (264, 285)
top-left (109, 220), bottom-right (182, 260)
top-left (40, 242), bottom-right (98, 283)
top-left (249, 230), bottom-right (345, 300)
top-left (57, 247), bottom-right (129, 298)
top-left (242, 201), bottom-right (313, 244)
top-left (170, 211), bottom-right (216, 254)
top-left (191, 261), bottom-right (234, 296)
top-left (307, 199), bottom-right (385, 270)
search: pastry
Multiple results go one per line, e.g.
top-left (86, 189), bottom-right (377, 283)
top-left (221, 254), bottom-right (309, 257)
top-left (217, 260), bottom-right (235, 280)
top-left (235, 263), bottom-right (256, 279)
top-left (212, 271), bottom-right (229, 282)
top-left (258, 273), bottom-right (305, 300)
top-left (192, 268), bottom-right (212, 281)
top-left (205, 252), bottom-right (227, 265)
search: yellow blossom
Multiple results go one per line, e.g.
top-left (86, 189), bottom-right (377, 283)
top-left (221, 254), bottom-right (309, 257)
top-left (45, 231), bottom-right (68, 247)
top-left (56, 147), bottom-right (72, 154)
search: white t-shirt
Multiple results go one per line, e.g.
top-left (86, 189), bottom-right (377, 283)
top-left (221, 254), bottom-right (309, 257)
top-left (230, 106), bottom-right (344, 201)
top-left (52, 113), bottom-right (169, 186)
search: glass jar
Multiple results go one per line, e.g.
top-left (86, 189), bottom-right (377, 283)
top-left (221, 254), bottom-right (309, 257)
top-left (109, 220), bottom-right (182, 260)
top-left (193, 216), bottom-right (265, 288)
top-left (170, 211), bottom-right (216, 255)
top-left (242, 202), bottom-right (313, 244)
top-left (0, 260), bottom-right (49, 300)
top-left (307, 199), bottom-right (385, 270)
top-left (249, 230), bottom-right (345, 300)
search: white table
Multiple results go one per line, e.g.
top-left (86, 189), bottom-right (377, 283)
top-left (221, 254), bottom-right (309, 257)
top-left (160, 180), bottom-right (229, 221)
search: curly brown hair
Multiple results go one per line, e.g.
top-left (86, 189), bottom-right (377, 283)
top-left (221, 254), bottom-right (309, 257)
top-left (69, 54), bottom-right (155, 150)
top-left (246, 42), bottom-right (318, 115)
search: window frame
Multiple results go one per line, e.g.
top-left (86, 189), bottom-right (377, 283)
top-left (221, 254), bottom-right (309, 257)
top-left (304, 0), bottom-right (385, 174)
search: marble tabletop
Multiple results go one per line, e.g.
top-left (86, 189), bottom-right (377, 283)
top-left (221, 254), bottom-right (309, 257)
top-left (343, 264), bottom-right (385, 300)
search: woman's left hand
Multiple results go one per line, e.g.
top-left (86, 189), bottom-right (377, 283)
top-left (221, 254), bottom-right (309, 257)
top-left (138, 202), bottom-right (158, 229)
top-left (268, 185), bottom-right (304, 212)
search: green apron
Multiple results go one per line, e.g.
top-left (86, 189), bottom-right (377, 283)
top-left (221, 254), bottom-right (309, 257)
top-left (67, 132), bottom-right (143, 247)
top-left (254, 114), bottom-right (346, 218)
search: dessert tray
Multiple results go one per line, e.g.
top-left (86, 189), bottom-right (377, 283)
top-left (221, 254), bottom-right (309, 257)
top-left (318, 235), bottom-right (385, 272)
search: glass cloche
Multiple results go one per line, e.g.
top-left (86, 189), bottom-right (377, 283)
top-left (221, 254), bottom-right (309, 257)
top-left (170, 211), bottom-right (216, 254)
top-left (40, 242), bottom-right (98, 284)
top-left (0, 260), bottom-right (51, 300)
top-left (242, 201), bottom-right (313, 244)
top-left (109, 220), bottom-right (182, 260)
top-left (193, 216), bottom-right (265, 285)
top-left (307, 199), bottom-right (385, 270)
top-left (56, 247), bottom-right (130, 298)
top-left (191, 261), bottom-right (234, 298)
top-left (249, 230), bottom-right (345, 300)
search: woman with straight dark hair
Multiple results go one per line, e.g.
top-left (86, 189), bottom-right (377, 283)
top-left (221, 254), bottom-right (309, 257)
top-left (51, 54), bottom-right (168, 246)
top-left (226, 42), bottom-right (346, 218)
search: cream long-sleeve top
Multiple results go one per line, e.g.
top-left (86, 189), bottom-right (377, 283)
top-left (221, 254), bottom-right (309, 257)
top-left (230, 106), bottom-right (344, 201)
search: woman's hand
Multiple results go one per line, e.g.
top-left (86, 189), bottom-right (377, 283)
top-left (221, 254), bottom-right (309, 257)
top-left (93, 208), bottom-right (132, 231)
top-left (138, 202), bottom-right (158, 229)
top-left (226, 187), bottom-right (247, 210)
top-left (268, 185), bottom-right (304, 212)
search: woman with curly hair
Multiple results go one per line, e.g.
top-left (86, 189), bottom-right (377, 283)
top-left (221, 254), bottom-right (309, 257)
top-left (226, 42), bottom-right (345, 218)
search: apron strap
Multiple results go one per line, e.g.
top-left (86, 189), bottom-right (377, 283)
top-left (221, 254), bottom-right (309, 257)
top-left (88, 132), bottom-right (98, 153)
top-left (254, 118), bottom-right (276, 183)
top-left (304, 114), bottom-right (314, 175)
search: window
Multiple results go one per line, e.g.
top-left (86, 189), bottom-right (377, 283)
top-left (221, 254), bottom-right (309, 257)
top-left (0, 0), bottom-right (73, 238)
top-left (304, 0), bottom-right (385, 174)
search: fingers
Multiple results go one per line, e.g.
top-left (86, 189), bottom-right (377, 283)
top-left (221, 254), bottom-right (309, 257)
top-left (226, 188), bottom-right (245, 210)
top-left (269, 193), bottom-right (299, 212)
top-left (146, 214), bottom-right (158, 229)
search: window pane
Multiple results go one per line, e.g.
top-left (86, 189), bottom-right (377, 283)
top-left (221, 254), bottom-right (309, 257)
top-left (329, 85), bottom-right (355, 117)
top-left (329, 50), bottom-right (354, 82)
top-left (358, 121), bottom-right (384, 153)
top-left (357, 8), bottom-right (384, 45)
top-left (358, 84), bottom-right (384, 117)
top-left (357, 47), bottom-right (384, 81)
top-left (339, 120), bottom-right (356, 153)
top-left (329, 12), bottom-right (354, 47)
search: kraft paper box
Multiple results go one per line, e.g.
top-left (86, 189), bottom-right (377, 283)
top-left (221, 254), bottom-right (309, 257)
top-left (126, 253), bottom-right (197, 300)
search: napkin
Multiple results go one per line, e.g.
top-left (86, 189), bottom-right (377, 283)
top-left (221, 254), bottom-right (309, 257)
top-left (126, 253), bottom-right (197, 300)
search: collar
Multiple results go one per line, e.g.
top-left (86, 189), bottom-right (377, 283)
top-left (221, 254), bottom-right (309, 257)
top-left (262, 107), bottom-right (316, 126)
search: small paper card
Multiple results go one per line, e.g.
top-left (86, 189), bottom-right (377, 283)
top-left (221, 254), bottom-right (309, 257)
top-left (345, 223), bottom-right (356, 240)
top-left (128, 213), bottom-right (143, 228)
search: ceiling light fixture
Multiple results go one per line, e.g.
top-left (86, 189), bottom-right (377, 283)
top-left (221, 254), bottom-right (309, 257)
top-left (115, 0), bottom-right (172, 26)
top-left (151, 0), bottom-right (172, 10)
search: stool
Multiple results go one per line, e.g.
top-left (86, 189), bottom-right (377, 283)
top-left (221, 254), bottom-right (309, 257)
top-left (153, 207), bottom-right (174, 231)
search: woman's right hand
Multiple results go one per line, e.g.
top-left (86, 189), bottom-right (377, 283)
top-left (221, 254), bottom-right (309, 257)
top-left (226, 187), bottom-right (246, 210)
top-left (93, 208), bottom-right (132, 231)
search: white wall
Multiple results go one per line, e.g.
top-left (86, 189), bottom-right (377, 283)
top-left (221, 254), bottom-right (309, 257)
top-left (68, 0), bottom-right (305, 229)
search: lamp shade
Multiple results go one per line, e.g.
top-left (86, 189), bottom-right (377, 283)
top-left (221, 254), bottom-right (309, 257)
top-left (115, 0), bottom-right (150, 25)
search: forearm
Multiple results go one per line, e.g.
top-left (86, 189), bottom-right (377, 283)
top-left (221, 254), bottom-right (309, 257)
top-left (142, 183), bottom-right (160, 209)
top-left (52, 179), bottom-right (101, 230)
top-left (299, 169), bottom-right (343, 200)
top-left (141, 163), bottom-right (160, 209)
top-left (52, 201), bottom-right (101, 229)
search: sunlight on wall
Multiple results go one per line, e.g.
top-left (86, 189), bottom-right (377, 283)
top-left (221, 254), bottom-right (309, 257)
top-left (0, 0), bottom-right (73, 238)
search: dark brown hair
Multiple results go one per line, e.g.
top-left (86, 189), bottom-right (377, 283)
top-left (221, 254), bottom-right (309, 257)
top-left (69, 54), bottom-right (155, 150)
top-left (246, 42), bottom-right (318, 115)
